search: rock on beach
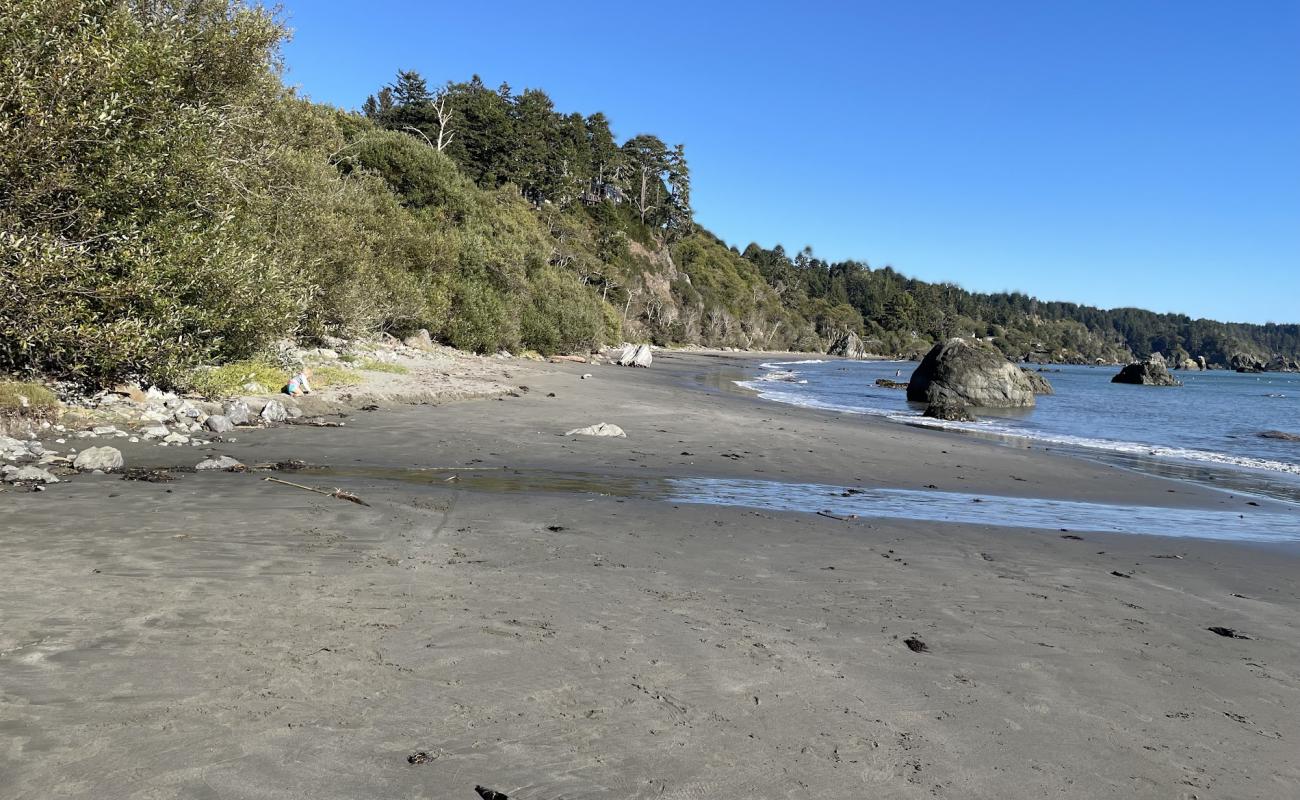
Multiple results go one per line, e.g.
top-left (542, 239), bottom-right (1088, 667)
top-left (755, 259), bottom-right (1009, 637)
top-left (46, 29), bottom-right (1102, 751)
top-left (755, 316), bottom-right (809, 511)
top-left (73, 446), bottom-right (124, 472)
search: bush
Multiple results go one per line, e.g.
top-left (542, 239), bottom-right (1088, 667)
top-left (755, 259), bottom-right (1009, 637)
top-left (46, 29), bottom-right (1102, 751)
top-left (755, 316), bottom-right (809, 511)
top-left (520, 269), bottom-right (609, 355)
top-left (187, 359), bottom-right (288, 398)
top-left (0, 0), bottom-right (304, 387)
top-left (444, 276), bottom-right (518, 353)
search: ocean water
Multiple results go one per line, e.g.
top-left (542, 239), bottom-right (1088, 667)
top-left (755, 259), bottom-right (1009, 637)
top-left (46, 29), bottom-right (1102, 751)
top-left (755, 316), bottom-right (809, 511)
top-left (738, 359), bottom-right (1300, 495)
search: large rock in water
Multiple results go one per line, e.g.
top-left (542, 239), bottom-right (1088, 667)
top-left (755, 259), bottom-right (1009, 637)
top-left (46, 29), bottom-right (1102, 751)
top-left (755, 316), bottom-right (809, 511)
top-left (1231, 352), bottom-right (1267, 373)
top-left (907, 339), bottom-right (1036, 408)
top-left (1019, 368), bottom-right (1055, 395)
top-left (1111, 353), bottom-right (1182, 386)
top-left (826, 331), bottom-right (866, 359)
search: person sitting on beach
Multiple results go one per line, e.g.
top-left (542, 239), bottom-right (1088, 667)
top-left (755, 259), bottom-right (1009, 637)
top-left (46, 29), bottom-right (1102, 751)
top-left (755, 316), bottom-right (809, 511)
top-left (284, 368), bottom-right (313, 397)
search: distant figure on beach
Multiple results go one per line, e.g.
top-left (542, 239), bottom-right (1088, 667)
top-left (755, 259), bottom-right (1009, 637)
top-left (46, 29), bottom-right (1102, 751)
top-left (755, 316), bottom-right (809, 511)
top-left (895, 369), bottom-right (902, 377)
top-left (284, 367), bottom-right (313, 397)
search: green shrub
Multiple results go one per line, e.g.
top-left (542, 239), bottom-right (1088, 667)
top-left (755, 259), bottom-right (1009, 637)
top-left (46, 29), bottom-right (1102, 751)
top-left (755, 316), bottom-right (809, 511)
top-left (444, 276), bottom-right (518, 353)
top-left (0, 0), bottom-right (305, 387)
top-left (520, 268), bottom-right (609, 355)
top-left (187, 359), bottom-right (288, 398)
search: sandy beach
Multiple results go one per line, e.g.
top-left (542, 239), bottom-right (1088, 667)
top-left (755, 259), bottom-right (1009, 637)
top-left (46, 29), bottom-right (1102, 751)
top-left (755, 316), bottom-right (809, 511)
top-left (3, 351), bottom-right (1298, 799)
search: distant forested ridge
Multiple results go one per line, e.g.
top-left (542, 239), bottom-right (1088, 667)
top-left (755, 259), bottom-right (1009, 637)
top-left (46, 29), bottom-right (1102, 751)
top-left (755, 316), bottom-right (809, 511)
top-left (2, 1), bottom-right (1295, 389)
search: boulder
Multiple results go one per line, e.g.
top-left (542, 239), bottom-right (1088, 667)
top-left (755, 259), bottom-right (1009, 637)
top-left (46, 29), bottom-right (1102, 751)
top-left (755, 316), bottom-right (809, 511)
top-left (1019, 368), bottom-right (1055, 395)
top-left (1111, 353), bottom-right (1182, 387)
top-left (565, 422), bottom-right (627, 438)
top-left (224, 400), bottom-right (252, 426)
top-left (139, 425), bottom-right (169, 439)
top-left (617, 344), bottom-right (653, 368)
top-left (875, 378), bottom-right (908, 389)
top-left (907, 338), bottom-right (1036, 408)
top-left (260, 399), bottom-right (288, 423)
top-left (73, 446), bottom-right (124, 472)
top-left (1177, 357), bottom-right (1201, 371)
top-left (403, 328), bottom-right (436, 351)
top-left (162, 432), bottom-right (189, 444)
top-left (827, 331), bottom-right (867, 359)
top-left (196, 455), bottom-right (244, 471)
top-left (923, 399), bottom-right (976, 422)
top-left (3, 465), bottom-right (59, 484)
top-left (205, 415), bottom-right (234, 433)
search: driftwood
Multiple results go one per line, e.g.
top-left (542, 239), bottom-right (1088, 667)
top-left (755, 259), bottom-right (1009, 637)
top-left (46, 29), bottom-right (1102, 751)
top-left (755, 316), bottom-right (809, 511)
top-left (817, 510), bottom-right (858, 521)
top-left (263, 476), bottom-right (370, 506)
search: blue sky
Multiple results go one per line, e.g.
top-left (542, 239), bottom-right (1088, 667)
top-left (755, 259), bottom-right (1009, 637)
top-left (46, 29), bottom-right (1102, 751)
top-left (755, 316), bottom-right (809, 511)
top-left (281, 1), bottom-right (1299, 324)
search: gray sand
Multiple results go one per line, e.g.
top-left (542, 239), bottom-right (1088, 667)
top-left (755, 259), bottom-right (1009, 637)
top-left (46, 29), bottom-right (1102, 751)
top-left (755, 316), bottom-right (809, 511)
top-left (3, 352), bottom-right (1298, 798)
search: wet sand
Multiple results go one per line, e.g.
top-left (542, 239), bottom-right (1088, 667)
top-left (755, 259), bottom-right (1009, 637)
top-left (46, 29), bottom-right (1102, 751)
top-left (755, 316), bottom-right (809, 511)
top-left (3, 352), bottom-right (1298, 798)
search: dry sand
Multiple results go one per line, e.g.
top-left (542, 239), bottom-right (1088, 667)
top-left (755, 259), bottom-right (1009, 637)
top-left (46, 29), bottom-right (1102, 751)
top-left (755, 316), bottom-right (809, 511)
top-left (2, 351), bottom-right (1298, 799)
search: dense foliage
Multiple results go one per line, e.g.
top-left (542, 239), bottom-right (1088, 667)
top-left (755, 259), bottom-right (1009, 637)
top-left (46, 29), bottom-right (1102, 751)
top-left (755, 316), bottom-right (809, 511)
top-left (2, 1), bottom-right (1295, 389)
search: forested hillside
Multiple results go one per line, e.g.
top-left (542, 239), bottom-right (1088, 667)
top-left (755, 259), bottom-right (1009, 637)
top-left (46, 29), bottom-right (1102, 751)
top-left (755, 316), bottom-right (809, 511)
top-left (2, 1), bottom-right (1296, 390)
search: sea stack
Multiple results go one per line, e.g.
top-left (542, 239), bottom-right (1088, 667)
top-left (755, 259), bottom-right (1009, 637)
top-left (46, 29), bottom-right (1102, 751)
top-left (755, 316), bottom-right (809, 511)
top-left (1111, 353), bottom-right (1182, 386)
top-left (907, 338), bottom-right (1036, 408)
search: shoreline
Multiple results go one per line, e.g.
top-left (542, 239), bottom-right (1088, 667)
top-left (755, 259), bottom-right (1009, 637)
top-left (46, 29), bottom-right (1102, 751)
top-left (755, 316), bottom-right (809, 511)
top-left (732, 354), bottom-right (1300, 505)
top-left (3, 351), bottom-right (1299, 798)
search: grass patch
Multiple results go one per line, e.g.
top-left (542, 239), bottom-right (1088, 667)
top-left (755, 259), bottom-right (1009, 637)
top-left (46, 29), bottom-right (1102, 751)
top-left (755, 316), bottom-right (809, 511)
top-left (187, 359), bottom-right (287, 399)
top-left (0, 381), bottom-right (60, 417)
top-left (308, 364), bottom-right (362, 387)
top-left (356, 358), bottom-right (409, 374)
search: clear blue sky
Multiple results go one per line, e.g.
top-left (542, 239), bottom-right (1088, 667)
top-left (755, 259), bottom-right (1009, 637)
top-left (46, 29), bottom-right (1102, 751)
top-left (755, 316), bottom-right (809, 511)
top-left (281, 1), bottom-right (1299, 324)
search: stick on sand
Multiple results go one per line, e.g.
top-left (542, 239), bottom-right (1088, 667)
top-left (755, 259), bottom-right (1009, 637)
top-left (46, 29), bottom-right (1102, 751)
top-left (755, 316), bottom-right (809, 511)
top-left (263, 477), bottom-right (371, 506)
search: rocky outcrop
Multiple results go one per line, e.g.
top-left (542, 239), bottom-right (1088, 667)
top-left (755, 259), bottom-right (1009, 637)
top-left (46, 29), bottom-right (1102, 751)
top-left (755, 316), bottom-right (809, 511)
top-left (1019, 368), bottom-right (1055, 395)
top-left (827, 331), bottom-right (866, 359)
top-left (875, 378), bottom-right (908, 389)
top-left (1231, 352), bottom-right (1267, 373)
top-left (1268, 355), bottom-right (1300, 373)
top-left (923, 399), bottom-right (975, 422)
top-left (1111, 353), bottom-right (1182, 386)
top-left (907, 338), bottom-right (1036, 408)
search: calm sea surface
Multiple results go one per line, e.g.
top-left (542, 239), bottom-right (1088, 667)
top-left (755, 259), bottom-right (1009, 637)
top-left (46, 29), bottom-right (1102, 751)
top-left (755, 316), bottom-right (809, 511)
top-left (738, 359), bottom-right (1300, 501)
